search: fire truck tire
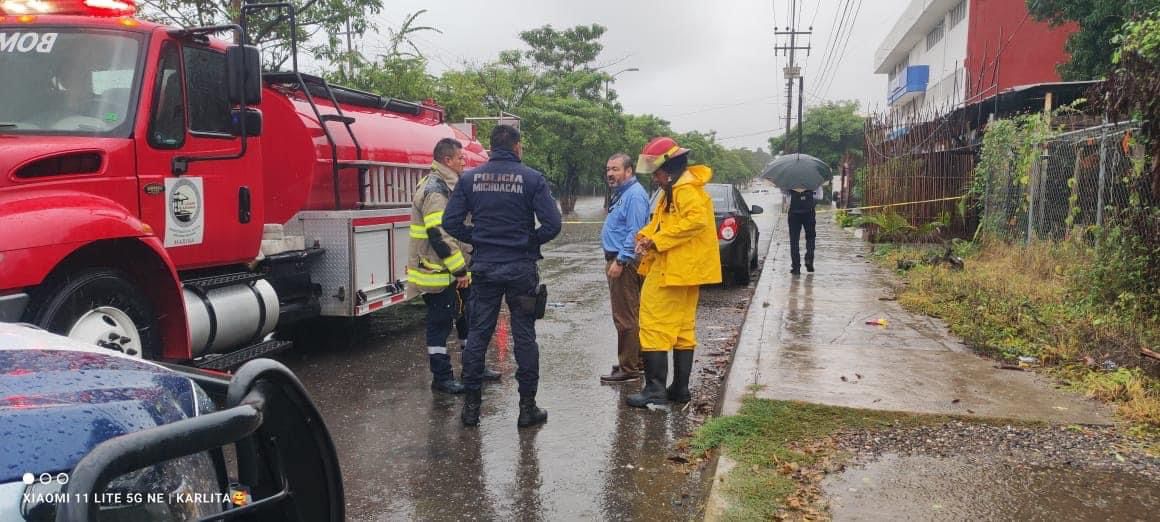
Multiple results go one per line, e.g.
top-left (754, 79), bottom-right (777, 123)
top-left (25, 268), bottom-right (162, 359)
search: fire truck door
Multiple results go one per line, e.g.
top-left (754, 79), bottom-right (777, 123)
top-left (136, 39), bottom-right (263, 269)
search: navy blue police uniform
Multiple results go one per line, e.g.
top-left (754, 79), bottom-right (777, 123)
top-left (443, 148), bottom-right (562, 394)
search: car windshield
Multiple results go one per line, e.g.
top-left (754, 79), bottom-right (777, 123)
top-left (0, 28), bottom-right (142, 137)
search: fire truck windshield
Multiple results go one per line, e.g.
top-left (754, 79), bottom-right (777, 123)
top-left (0, 28), bottom-right (142, 137)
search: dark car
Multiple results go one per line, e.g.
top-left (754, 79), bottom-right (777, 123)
top-left (707, 184), bottom-right (763, 285)
top-left (649, 184), bottom-right (763, 285)
top-left (0, 323), bottom-right (344, 521)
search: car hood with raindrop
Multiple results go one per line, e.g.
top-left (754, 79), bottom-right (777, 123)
top-left (0, 323), bottom-right (209, 483)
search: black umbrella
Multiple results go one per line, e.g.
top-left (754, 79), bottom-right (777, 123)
top-left (760, 153), bottom-right (830, 190)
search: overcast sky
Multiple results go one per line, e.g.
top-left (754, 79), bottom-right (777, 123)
top-left (352, 0), bottom-right (910, 151)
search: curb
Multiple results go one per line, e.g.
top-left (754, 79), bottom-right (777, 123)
top-left (702, 227), bottom-right (783, 520)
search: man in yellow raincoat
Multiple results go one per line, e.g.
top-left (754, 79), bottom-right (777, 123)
top-left (627, 137), bottom-right (722, 408)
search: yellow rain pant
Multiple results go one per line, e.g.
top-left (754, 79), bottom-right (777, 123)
top-left (638, 273), bottom-right (699, 352)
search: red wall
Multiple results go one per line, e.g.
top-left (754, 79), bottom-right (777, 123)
top-left (964, 0), bottom-right (1077, 103)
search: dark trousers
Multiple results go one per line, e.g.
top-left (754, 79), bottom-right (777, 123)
top-left (606, 259), bottom-right (643, 372)
top-left (422, 285), bottom-right (459, 381)
top-left (788, 211), bottom-right (816, 269)
top-left (462, 260), bottom-right (540, 394)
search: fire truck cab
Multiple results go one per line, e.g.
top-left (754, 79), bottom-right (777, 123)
top-left (0, 0), bottom-right (487, 369)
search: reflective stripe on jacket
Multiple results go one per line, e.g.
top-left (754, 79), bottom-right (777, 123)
top-left (405, 162), bottom-right (472, 296)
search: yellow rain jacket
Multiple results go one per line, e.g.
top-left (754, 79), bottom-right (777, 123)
top-left (405, 162), bottom-right (471, 297)
top-left (637, 164), bottom-right (722, 286)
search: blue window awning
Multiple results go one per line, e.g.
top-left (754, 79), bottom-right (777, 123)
top-left (888, 65), bottom-right (929, 106)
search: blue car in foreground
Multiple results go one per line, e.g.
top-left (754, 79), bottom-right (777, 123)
top-left (0, 323), bottom-right (343, 522)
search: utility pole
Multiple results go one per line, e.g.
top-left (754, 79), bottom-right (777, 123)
top-left (774, 0), bottom-right (811, 154)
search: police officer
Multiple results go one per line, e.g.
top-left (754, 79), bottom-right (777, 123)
top-left (443, 125), bottom-right (562, 428)
top-left (406, 138), bottom-right (501, 394)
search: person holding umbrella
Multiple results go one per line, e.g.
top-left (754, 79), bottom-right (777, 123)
top-left (762, 154), bottom-right (830, 275)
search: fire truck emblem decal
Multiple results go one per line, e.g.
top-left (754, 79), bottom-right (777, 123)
top-left (164, 177), bottom-right (204, 247)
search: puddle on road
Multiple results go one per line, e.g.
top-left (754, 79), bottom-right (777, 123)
top-left (824, 453), bottom-right (1158, 521)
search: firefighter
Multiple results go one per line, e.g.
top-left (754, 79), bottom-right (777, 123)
top-left (406, 138), bottom-right (500, 395)
top-left (443, 125), bottom-right (562, 428)
top-left (628, 137), bottom-right (721, 408)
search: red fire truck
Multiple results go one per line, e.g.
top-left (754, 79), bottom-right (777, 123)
top-left (0, 0), bottom-right (488, 369)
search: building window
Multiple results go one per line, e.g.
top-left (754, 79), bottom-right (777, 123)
top-left (926, 21), bottom-right (945, 51)
top-left (949, 1), bottom-right (966, 29)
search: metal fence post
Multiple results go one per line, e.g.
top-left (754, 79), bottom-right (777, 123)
top-left (1095, 118), bottom-right (1109, 228)
top-left (1027, 153), bottom-right (1038, 244)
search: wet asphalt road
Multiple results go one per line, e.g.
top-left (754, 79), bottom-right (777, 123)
top-left (278, 187), bottom-right (781, 521)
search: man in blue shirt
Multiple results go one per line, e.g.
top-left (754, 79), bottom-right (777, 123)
top-left (444, 124), bottom-right (562, 428)
top-left (599, 153), bottom-right (651, 383)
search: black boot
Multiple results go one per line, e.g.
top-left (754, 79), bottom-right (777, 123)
top-left (482, 367), bottom-right (502, 382)
top-left (461, 389), bottom-right (481, 427)
top-left (627, 351), bottom-right (669, 408)
top-left (667, 350), bottom-right (694, 403)
top-left (430, 353), bottom-right (465, 394)
top-left (517, 394), bottom-right (548, 428)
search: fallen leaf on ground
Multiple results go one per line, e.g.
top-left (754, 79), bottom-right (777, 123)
top-left (840, 376), bottom-right (848, 382)
top-left (952, 399), bottom-right (960, 404)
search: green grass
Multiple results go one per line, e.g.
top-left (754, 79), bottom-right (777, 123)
top-left (873, 241), bottom-right (1160, 439)
top-left (694, 399), bottom-right (960, 520)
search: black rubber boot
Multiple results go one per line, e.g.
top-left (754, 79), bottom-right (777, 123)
top-left (461, 389), bottom-right (481, 427)
top-left (626, 351), bottom-right (669, 408)
top-left (517, 394), bottom-right (548, 428)
top-left (667, 350), bottom-right (694, 403)
top-left (482, 367), bottom-right (502, 382)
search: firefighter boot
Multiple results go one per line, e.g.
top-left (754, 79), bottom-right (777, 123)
top-left (461, 389), bottom-right (482, 427)
top-left (430, 353), bottom-right (465, 395)
top-left (626, 351), bottom-right (669, 408)
top-left (667, 349), bottom-right (695, 403)
top-left (517, 394), bottom-right (548, 428)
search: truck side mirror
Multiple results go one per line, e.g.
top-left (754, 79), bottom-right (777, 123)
top-left (751, 205), bottom-right (764, 214)
top-left (226, 45), bottom-right (261, 106)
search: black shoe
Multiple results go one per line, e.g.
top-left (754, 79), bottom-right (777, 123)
top-left (790, 267), bottom-right (801, 275)
top-left (517, 394), bottom-right (548, 427)
top-left (461, 389), bottom-right (481, 427)
top-left (482, 367), bottom-right (502, 382)
top-left (806, 263), bottom-right (815, 273)
top-left (601, 368), bottom-right (641, 383)
top-left (667, 350), bottom-right (694, 403)
top-left (627, 351), bottom-right (669, 408)
top-left (432, 378), bottom-right (465, 395)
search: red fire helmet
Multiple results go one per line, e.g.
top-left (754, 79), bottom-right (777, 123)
top-left (635, 136), bottom-right (690, 175)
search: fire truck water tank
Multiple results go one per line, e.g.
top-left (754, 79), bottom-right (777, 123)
top-left (183, 280), bottom-right (280, 356)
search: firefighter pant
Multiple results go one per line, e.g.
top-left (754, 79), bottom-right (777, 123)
top-left (788, 211), bottom-right (816, 269)
top-left (638, 272), bottom-right (699, 352)
top-left (462, 260), bottom-right (540, 394)
top-left (422, 285), bottom-right (459, 381)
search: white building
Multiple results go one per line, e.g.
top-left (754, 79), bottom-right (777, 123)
top-left (875, 0), bottom-right (969, 115)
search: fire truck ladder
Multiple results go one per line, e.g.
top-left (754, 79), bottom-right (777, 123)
top-left (263, 72), bottom-right (365, 210)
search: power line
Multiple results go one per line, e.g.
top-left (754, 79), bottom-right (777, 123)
top-left (819, 0), bottom-right (864, 98)
top-left (812, 0), bottom-right (854, 94)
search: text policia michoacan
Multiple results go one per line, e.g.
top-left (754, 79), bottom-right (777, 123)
top-left (474, 173), bottom-right (525, 194)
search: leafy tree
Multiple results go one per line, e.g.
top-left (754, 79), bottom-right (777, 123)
top-left (1027, 0), bottom-right (1160, 80)
top-left (138, 0), bottom-right (385, 70)
top-left (768, 101), bottom-right (865, 169)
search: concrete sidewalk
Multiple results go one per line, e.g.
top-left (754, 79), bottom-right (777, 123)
top-left (705, 204), bottom-right (1111, 519)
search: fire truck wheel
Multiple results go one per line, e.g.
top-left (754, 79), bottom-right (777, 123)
top-left (26, 268), bottom-right (161, 359)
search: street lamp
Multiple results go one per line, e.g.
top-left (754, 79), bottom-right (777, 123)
top-left (605, 67), bottom-right (640, 99)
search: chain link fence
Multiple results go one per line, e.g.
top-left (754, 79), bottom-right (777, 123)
top-left (978, 122), bottom-right (1158, 245)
